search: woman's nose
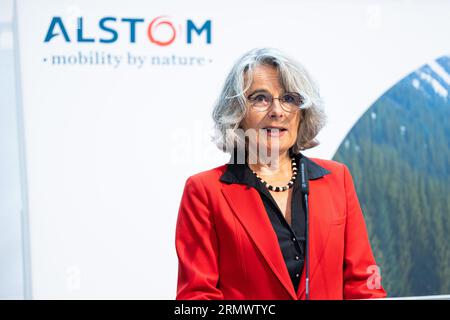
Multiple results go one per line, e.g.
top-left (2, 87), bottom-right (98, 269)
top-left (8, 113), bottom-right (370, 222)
top-left (268, 98), bottom-right (284, 118)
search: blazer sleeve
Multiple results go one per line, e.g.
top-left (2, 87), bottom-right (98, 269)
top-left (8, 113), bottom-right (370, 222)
top-left (175, 175), bottom-right (224, 300)
top-left (342, 164), bottom-right (387, 299)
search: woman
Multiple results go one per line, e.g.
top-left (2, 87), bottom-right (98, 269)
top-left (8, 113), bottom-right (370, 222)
top-left (175, 48), bottom-right (387, 300)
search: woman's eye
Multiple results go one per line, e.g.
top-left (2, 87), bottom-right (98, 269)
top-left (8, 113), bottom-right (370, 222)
top-left (282, 94), bottom-right (296, 104)
top-left (254, 94), bottom-right (269, 102)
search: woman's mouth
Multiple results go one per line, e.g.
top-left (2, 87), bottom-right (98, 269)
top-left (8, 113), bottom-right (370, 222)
top-left (262, 127), bottom-right (288, 137)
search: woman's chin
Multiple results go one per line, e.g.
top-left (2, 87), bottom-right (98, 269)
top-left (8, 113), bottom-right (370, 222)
top-left (252, 143), bottom-right (291, 156)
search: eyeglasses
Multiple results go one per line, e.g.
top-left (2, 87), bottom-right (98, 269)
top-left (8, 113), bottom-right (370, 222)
top-left (247, 91), bottom-right (311, 112)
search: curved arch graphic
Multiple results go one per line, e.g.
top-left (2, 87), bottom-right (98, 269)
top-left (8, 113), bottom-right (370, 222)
top-left (333, 55), bottom-right (450, 297)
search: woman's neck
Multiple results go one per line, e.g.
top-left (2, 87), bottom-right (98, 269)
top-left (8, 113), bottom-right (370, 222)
top-left (247, 151), bottom-right (292, 175)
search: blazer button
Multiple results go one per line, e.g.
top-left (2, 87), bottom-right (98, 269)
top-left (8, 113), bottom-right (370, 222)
top-left (295, 256), bottom-right (300, 261)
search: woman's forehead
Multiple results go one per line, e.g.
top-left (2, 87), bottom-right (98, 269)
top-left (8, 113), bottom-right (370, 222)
top-left (245, 64), bottom-right (284, 91)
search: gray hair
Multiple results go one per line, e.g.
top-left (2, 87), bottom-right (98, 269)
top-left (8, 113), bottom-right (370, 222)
top-left (211, 47), bottom-right (326, 154)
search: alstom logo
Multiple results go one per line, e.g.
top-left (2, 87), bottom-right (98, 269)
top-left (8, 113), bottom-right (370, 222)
top-left (44, 16), bottom-right (212, 46)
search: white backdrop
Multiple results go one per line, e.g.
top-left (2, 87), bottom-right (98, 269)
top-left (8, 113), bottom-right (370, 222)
top-left (14, 0), bottom-right (450, 299)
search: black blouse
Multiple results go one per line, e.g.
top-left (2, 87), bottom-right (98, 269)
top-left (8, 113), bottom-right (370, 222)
top-left (219, 151), bottom-right (330, 292)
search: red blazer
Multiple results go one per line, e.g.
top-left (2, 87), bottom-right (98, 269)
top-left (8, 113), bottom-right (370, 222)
top-left (175, 157), bottom-right (387, 300)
